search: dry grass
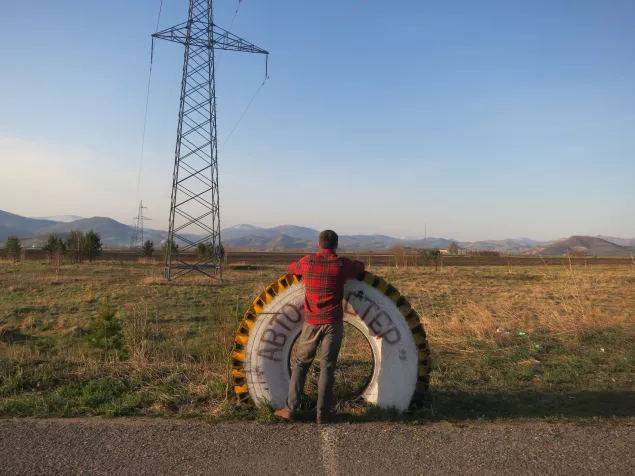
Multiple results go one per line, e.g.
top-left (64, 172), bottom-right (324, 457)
top-left (0, 260), bottom-right (633, 420)
top-left (140, 275), bottom-right (167, 286)
top-left (386, 264), bottom-right (635, 339)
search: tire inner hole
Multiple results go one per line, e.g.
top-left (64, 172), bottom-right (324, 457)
top-left (288, 321), bottom-right (374, 408)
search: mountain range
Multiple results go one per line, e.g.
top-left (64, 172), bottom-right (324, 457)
top-left (32, 215), bottom-right (84, 223)
top-left (222, 224), bottom-right (456, 250)
top-left (0, 210), bottom-right (170, 248)
top-left (533, 236), bottom-right (634, 257)
top-left (0, 209), bottom-right (633, 256)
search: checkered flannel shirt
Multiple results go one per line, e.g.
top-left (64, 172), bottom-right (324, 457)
top-left (287, 249), bottom-right (366, 325)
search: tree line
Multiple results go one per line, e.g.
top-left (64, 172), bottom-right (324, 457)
top-left (389, 246), bottom-right (445, 269)
top-left (43, 230), bottom-right (103, 263)
top-left (4, 234), bottom-right (227, 263)
top-left (2, 231), bottom-right (103, 263)
top-left (147, 241), bottom-right (224, 260)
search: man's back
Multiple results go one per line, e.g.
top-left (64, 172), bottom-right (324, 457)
top-left (276, 230), bottom-right (362, 423)
top-left (288, 249), bottom-right (365, 325)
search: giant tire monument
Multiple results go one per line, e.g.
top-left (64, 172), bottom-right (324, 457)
top-left (231, 271), bottom-right (431, 412)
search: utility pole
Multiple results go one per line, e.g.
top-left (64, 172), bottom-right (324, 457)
top-left (131, 201), bottom-right (151, 252)
top-left (153, 0), bottom-right (268, 282)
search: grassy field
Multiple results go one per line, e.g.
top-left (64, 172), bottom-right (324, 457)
top-left (0, 260), bottom-right (633, 422)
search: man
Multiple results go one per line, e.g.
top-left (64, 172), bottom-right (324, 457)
top-left (274, 230), bottom-right (366, 424)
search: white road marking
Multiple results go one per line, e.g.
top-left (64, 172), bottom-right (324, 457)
top-left (319, 426), bottom-right (339, 476)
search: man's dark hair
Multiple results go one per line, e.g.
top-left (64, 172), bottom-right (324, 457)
top-left (319, 230), bottom-right (338, 250)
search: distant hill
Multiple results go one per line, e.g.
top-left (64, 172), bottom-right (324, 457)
top-left (1, 210), bottom-right (203, 247)
top-left (221, 225), bottom-right (456, 251)
top-left (224, 233), bottom-right (314, 250)
top-left (406, 238), bottom-right (455, 250)
top-left (338, 234), bottom-right (401, 250)
top-left (0, 210), bottom-right (59, 241)
top-left (32, 215), bottom-right (84, 223)
top-left (222, 224), bottom-right (319, 242)
top-left (222, 225), bottom-right (269, 241)
top-left (17, 217), bottom-right (163, 248)
top-left (461, 238), bottom-right (553, 254)
top-left (38, 217), bottom-right (136, 243)
top-left (1, 211), bottom-right (158, 247)
top-left (3, 209), bottom-right (634, 253)
top-left (270, 225), bottom-right (319, 241)
top-left (535, 236), bottom-right (633, 257)
top-left (224, 224), bottom-right (263, 233)
top-left (597, 235), bottom-right (635, 248)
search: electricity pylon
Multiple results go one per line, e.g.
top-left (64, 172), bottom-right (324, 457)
top-left (131, 200), bottom-right (151, 252)
top-left (153, 0), bottom-right (268, 281)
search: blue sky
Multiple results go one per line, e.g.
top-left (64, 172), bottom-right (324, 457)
top-left (1, 0), bottom-right (633, 240)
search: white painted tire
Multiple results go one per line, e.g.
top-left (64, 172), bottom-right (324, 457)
top-left (232, 272), bottom-right (430, 412)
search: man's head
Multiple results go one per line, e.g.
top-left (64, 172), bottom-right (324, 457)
top-left (318, 230), bottom-right (338, 251)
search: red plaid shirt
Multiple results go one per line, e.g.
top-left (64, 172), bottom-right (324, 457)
top-left (287, 249), bottom-right (366, 325)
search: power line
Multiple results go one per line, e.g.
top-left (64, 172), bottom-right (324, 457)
top-left (227, 0), bottom-right (242, 33)
top-left (220, 76), bottom-right (268, 151)
top-left (134, 0), bottom-right (164, 210)
top-left (220, 0), bottom-right (371, 151)
top-left (215, 0), bottom-right (243, 65)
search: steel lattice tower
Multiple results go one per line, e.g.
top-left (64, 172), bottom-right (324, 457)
top-left (153, 0), bottom-right (268, 281)
top-left (131, 200), bottom-right (151, 252)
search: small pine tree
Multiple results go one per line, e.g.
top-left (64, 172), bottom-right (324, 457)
top-left (84, 230), bottom-right (103, 262)
top-left (142, 240), bottom-right (154, 257)
top-left (391, 245), bottom-right (405, 268)
top-left (161, 241), bottom-right (179, 259)
top-left (65, 230), bottom-right (85, 263)
top-left (42, 235), bottom-right (64, 263)
top-left (429, 249), bottom-right (443, 271)
top-left (196, 242), bottom-right (209, 259)
top-left (215, 243), bottom-right (225, 260)
top-left (87, 303), bottom-right (125, 360)
top-left (5, 236), bottom-right (22, 262)
top-left (195, 243), bottom-right (224, 261)
top-left (420, 249), bottom-right (431, 267)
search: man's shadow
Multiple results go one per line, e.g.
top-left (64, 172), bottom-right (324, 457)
top-left (290, 389), bottom-right (635, 423)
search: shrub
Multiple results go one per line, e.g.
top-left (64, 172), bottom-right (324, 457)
top-left (84, 230), bottom-right (103, 262)
top-left (161, 241), bottom-right (179, 260)
top-left (4, 236), bottom-right (22, 262)
top-left (87, 303), bottom-right (126, 360)
top-left (42, 235), bottom-right (66, 263)
top-left (142, 240), bottom-right (154, 257)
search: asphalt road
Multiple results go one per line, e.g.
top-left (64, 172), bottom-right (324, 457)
top-left (0, 419), bottom-right (633, 476)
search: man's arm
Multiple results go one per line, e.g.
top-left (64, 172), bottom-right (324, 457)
top-left (287, 256), bottom-right (305, 276)
top-left (343, 258), bottom-right (366, 279)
